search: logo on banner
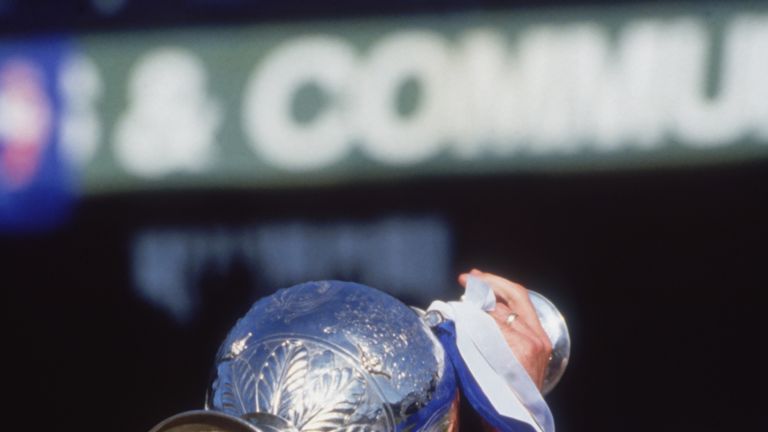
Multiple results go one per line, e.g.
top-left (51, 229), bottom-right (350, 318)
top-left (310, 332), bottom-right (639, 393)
top-left (0, 59), bottom-right (53, 190)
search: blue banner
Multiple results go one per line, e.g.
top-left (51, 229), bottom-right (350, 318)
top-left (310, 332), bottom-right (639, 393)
top-left (0, 38), bottom-right (76, 232)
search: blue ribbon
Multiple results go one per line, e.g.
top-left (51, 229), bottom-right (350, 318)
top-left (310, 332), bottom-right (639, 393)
top-left (434, 321), bottom-right (538, 432)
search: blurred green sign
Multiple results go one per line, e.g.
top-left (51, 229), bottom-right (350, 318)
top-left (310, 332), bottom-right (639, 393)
top-left (10, 3), bottom-right (768, 193)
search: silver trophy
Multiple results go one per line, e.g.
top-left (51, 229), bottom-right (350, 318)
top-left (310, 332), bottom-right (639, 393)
top-left (149, 281), bottom-right (570, 432)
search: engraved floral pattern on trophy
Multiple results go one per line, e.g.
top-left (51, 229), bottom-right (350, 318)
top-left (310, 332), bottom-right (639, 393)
top-left (215, 338), bottom-right (392, 431)
top-left (332, 288), bottom-right (447, 424)
top-left (208, 281), bottom-right (456, 432)
top-left (265, 281), bottom-right (341, 324)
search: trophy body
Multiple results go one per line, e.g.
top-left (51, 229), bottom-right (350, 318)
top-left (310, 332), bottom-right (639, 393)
top-left (205, 281), bottom-right (457, 432)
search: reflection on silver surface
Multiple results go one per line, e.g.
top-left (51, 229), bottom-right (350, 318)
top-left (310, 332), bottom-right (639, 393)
top-left (528, 291), bottom-right (571, 395)
top-left (206, 281), bottom-right (457, 431)
top-left (148, 410), bottom-right (262, 432)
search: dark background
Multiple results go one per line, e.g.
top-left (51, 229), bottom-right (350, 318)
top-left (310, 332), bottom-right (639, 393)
top-left (0, 0), bottom-right (665, 35)
top-left (3, 0), bottom-right (768, 430)
top-left (4, 161), bottom-right (767, 431)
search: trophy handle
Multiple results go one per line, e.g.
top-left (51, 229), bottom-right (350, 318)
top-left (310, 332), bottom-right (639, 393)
top-left (528, 290), bottom-right (571, 395)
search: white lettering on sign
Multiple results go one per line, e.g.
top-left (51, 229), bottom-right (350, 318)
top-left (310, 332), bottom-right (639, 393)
top-left (115, 47), bottom-right (221, 178)
top-left (353, 31), bottom-right (453, 165)
top-left (242, 13), bottom-right (768, 171)
top-left (243, 36), bottom-right (356, 170)
top-left (59, 54), bottom-right (103, 168)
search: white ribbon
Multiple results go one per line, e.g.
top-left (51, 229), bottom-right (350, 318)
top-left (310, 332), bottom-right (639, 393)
top-left (428, 276), bottom-right (554, 432)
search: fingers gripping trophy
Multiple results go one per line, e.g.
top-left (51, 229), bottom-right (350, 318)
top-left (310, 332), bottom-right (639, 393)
top-left (149, 269), bottom-right (570, 432)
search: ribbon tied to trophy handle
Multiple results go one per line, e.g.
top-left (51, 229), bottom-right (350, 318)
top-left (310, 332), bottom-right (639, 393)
top-left (426, 276), bottom-right (570, 432)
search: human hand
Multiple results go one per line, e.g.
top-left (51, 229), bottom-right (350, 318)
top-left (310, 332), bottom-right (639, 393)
top-left (458, 269), bottom-right (553, 391)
